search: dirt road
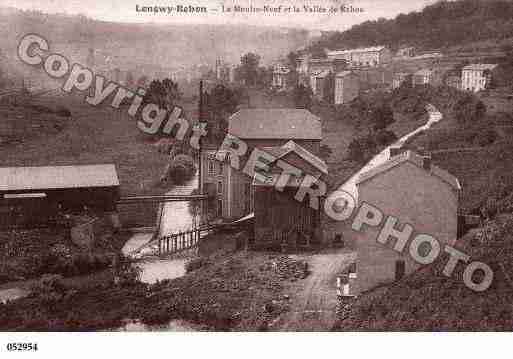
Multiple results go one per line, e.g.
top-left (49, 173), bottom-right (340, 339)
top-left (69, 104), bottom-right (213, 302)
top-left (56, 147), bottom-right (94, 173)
top-left (271, 249), bottom-right (357, 331)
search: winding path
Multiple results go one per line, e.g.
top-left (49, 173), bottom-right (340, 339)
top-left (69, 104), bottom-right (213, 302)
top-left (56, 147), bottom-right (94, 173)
top-left (273, 105), bottom-right (443, 331)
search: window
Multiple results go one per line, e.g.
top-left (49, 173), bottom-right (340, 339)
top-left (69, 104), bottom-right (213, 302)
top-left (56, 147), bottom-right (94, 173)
top-left (217, 199), bottom-right (223, 217)
top-left (218, 162), bottom-right (223, 175)
top-left (395, 260), bottom-right (406, 281)
top-left (208, 160), bottom-right (214, 176)
top-left (217, 181), bottom-right (223, 195)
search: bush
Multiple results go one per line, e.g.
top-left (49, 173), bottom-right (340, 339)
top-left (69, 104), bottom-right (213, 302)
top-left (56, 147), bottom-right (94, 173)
top-left (166, 154), bottom-right (195, 184)
top-left (185, 257), bottom-right (210, 273)
top-left (55, 106), bottom-right (72, 117)
top-left (473, 128), bottom-right (497, 147)
top-left (30, 274), bottom-right (69, 305)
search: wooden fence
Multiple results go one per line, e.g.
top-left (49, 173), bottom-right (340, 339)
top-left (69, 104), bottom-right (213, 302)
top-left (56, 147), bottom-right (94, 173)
top-left (157, 225), bottom-right (214, 256)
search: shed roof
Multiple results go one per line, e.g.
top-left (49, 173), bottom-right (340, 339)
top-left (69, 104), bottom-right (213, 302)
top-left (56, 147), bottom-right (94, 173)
top-left (228, 109), bottom-right (322, 140)
top-left (356, 151), bottom-right (461, 191)
top-left (0, 164), bottom-right (120, 192)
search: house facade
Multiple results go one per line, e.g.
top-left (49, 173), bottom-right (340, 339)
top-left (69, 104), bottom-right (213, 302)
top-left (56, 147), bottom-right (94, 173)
top-left (461, 64), bottom-right (497, 92)
top-left (392, 72), bottom-right (411, 89)
top-left (326, 46), bottom-right (392, 68)
top-left (272, 63), bottom-right (291, 89)
top-left (253, 140), bottom-right (328, 246)
top-left (334, 71), bottom-right (360, 104)
top-left (352, 151), bottom-right (461, 293)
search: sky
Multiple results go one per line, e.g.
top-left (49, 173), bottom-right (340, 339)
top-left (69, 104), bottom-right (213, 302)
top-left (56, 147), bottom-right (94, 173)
top-left (1, 0), bottom-right (438, 30)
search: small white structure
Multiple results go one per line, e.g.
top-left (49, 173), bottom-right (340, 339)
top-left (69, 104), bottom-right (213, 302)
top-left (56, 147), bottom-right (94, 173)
top-left (334, 71), bottom-right (360, 104)
top-left (461, 64), bottom-right (498, 92)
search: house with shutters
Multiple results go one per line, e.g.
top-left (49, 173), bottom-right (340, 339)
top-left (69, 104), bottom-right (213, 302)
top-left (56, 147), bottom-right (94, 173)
top-left (334, 71), bottom-right (360, 104)
top-left (352, 150), bottom-right (461, 293)
top-left (200, 109), bottom-right (326, 246)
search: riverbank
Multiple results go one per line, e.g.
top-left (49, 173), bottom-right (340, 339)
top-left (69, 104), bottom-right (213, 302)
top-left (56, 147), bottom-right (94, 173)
top-left (0, 250), bottom-right (310, 331)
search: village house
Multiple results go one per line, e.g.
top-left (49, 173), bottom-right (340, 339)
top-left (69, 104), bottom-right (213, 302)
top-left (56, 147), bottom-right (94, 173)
top-left (334, 71), bottom-right (360, 104)
top-left (272, 62), bottom-right (291, 89)
top-left (307, 58), bottom-right (347, 97)
top-left (461, 64), bottom-right (497, 92)
top-left (392, 72), bottom-right (411, 89)
top-left (352, 150), bottom-right (461, 293)
top-left (310, 70), bottom-right (330, 98)
top-left (412, 68), bottom-right (441, 86)
top-left (200, 109), bottom-right (323, 223)
top-left (396, 46), bottom-right (415, 58)
top-left (326, 46), bottom-right (392, 68)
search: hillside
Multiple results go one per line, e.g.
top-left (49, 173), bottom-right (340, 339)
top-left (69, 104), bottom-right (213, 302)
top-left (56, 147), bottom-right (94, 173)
top-left (310, 0), bottom-right (513, 52)
top-left (0, 7), bottom-right (308, 87)
top-left (336, 209), bottom-right (513, 331)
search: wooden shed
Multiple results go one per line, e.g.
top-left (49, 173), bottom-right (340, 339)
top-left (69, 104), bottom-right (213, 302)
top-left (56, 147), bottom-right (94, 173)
top-left (0, 164), bottom-right (120, 228)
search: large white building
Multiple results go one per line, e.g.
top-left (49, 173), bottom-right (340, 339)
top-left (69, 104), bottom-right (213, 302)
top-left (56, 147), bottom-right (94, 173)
top-left (461, 64), bottom-right (498, 92)
top-left (326, 46), bottom-right (392, 68)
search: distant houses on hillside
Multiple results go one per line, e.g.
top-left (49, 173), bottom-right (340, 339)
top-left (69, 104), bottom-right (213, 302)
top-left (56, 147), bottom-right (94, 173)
top-left (461, 64), bottom-right (498, 92)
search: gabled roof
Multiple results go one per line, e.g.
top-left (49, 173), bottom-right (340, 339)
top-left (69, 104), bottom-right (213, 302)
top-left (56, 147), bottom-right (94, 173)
top-left (262, 140), bottom-right (328, 175)
top-left (228, 109), bottom-right (322, 140)
top-left (355, 151), bottom-right (461, 191)
top-left (0, 164), bottom-right (120, 192)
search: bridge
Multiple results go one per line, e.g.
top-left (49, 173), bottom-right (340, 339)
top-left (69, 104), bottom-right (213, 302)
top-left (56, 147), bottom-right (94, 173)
top-left (117, 194), bottom-right (211, 205)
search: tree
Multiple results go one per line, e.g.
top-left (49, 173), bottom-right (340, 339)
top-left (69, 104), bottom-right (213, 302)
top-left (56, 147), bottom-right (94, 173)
top-left (293, 84), bottom-right (313, 110)
top-left (238, 53), bottom-right (261, 87)
top-left (137, 75), bottom-right (149, 88)
top-left (204, 84), bottom-right (241, 142)
top-left (372, 103), bottom-right (395, 131)
top-left (126, 71), bottom-right (135, 88)
top-left (143, 79), bottom-right (181, 110)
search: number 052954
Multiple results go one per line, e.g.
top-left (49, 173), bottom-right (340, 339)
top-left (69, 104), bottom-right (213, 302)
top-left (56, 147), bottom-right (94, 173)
top-left (6, 343), bottom-right (38, 351)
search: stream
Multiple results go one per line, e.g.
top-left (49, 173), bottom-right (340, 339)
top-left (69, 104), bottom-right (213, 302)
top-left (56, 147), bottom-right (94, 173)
top-left (121, 172), bottom-right (200, 284)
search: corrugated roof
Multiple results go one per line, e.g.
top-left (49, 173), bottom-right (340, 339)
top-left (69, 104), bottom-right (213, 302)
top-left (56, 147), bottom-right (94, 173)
top-left (0, 164), bottom-right (120, 192)
top-left (462, 64), bottom-right (498, 71)
top-left (228, 109), bottom-right (322, 140)
top-left (355, 151), bottom-right (461, 190)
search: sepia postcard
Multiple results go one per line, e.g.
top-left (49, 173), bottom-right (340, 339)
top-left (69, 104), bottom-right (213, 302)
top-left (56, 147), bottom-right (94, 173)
top-left (1, 0), bottom-right (512, 356)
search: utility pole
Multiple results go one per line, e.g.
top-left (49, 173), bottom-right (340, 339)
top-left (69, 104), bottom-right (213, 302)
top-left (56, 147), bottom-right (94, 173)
top-left (198, 80), bottom-right (204, 194)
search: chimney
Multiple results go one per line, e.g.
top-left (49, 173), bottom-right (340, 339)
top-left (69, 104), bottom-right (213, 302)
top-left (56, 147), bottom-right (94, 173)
top-left (422, 156), bottom-right (432, 171)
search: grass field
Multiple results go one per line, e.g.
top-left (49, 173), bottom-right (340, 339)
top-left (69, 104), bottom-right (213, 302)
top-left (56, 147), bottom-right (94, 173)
top-left (0, 91), bottom-right (201, 196)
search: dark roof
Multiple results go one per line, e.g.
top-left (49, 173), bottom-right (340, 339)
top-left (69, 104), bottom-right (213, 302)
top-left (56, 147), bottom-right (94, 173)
top-left (228, 109), bottom-right (322, 140)
top-left (0, 164), bottom-right (120, 192)
top-left (262, 141), bottom-right (328, 175)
